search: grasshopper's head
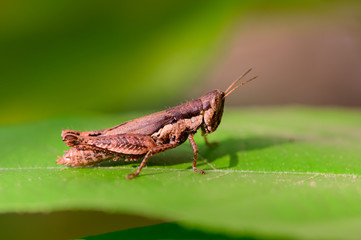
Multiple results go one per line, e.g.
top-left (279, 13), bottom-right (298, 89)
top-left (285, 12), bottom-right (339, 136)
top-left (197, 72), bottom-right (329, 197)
top-left (201, 69), bottom-right (258, 135)
top-left (201, 90), bottom-right (225, 134)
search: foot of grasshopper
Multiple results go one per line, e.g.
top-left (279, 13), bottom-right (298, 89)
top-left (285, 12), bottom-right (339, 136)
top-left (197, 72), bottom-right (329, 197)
top-left (127, 173), bottom-right (138, 179)
top-left (193, 168), bottom-right (206, 175)
top-left (204, 135), bottom-right (218, 147)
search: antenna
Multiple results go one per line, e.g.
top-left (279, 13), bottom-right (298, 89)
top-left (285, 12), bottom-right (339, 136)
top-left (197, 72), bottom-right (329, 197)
top-left (224, 69), bottom-right (258, 98)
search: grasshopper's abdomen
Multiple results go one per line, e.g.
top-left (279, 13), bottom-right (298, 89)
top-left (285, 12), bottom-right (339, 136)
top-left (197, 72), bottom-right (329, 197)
top-left (57, 148), bottom-right (115, 166)
top-left (59, 133), bottom-right (157, 166)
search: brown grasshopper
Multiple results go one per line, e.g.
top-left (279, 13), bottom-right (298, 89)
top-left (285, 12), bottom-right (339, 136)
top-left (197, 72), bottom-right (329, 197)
top-left (57, 69), bottom-right (257, 179)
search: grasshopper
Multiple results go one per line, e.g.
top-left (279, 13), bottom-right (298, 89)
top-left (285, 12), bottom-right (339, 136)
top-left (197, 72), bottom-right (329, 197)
top-left (57, 69), bottom-right (257, 179)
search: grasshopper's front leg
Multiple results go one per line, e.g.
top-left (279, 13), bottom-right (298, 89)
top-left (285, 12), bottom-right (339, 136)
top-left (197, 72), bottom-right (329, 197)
top-left (188, 134), bottom-right (206, 175)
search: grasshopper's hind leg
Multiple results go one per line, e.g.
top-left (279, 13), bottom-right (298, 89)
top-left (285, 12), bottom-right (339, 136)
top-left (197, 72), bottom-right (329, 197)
top-left (188, 134), bottom-right (205, 175)
top-left (127, 151), bottom-right (151, 179)
top-left (127, 142), bottom-right (180, 179)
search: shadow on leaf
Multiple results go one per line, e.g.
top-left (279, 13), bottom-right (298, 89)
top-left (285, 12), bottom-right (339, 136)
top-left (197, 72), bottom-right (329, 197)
top-left (199, 136), bottom-right (295, 169)
top-left (98, 135), bottom-right (294, 170)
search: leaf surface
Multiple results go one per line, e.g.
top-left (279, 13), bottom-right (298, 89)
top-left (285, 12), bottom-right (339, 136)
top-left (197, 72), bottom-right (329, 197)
top-left (1, 107), bottom-right (361, 239)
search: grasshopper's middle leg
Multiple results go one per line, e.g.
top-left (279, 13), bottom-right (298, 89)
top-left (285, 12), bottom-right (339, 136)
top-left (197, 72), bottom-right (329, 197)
top-left (127, 142), bottom-right (180, 179)
top-left (188, 134), bottom-right (206, 175)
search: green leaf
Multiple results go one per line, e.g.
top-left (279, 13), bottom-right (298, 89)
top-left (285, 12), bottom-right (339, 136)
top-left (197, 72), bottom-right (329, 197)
top-left (1, 107), bottom-right (361, 239)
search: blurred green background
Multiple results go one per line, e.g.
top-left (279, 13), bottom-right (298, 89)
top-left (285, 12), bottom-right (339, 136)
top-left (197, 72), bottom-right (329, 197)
top-left (1, 0), bottom-right (361, 239)
top-left (0, 0), bottom-right (244, 124)
top-left (2, 0), bottom-right (360, 125)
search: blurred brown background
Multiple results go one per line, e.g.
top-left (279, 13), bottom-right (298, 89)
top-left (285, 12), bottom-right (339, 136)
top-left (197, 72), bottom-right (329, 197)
top-left (192, 6), bottom-right (361, 108)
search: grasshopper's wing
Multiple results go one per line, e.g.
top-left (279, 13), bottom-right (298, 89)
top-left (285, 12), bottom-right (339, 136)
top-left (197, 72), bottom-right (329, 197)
top-left (101, 110), bottom-right (175, 136)
top-left (62, 99), bottom-right (203, 142)
top-left (82, 134), bottom-right (156, 155)
top-left (61, 110), bottom-right (175, 146)
top-left (102, 99), bottom-right (203, 136)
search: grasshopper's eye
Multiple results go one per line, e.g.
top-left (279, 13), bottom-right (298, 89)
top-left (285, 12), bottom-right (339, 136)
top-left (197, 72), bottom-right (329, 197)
top-left (63, 134), bottom-right (81, 147)
top-left (64, 135), bottom-right (77, 141)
